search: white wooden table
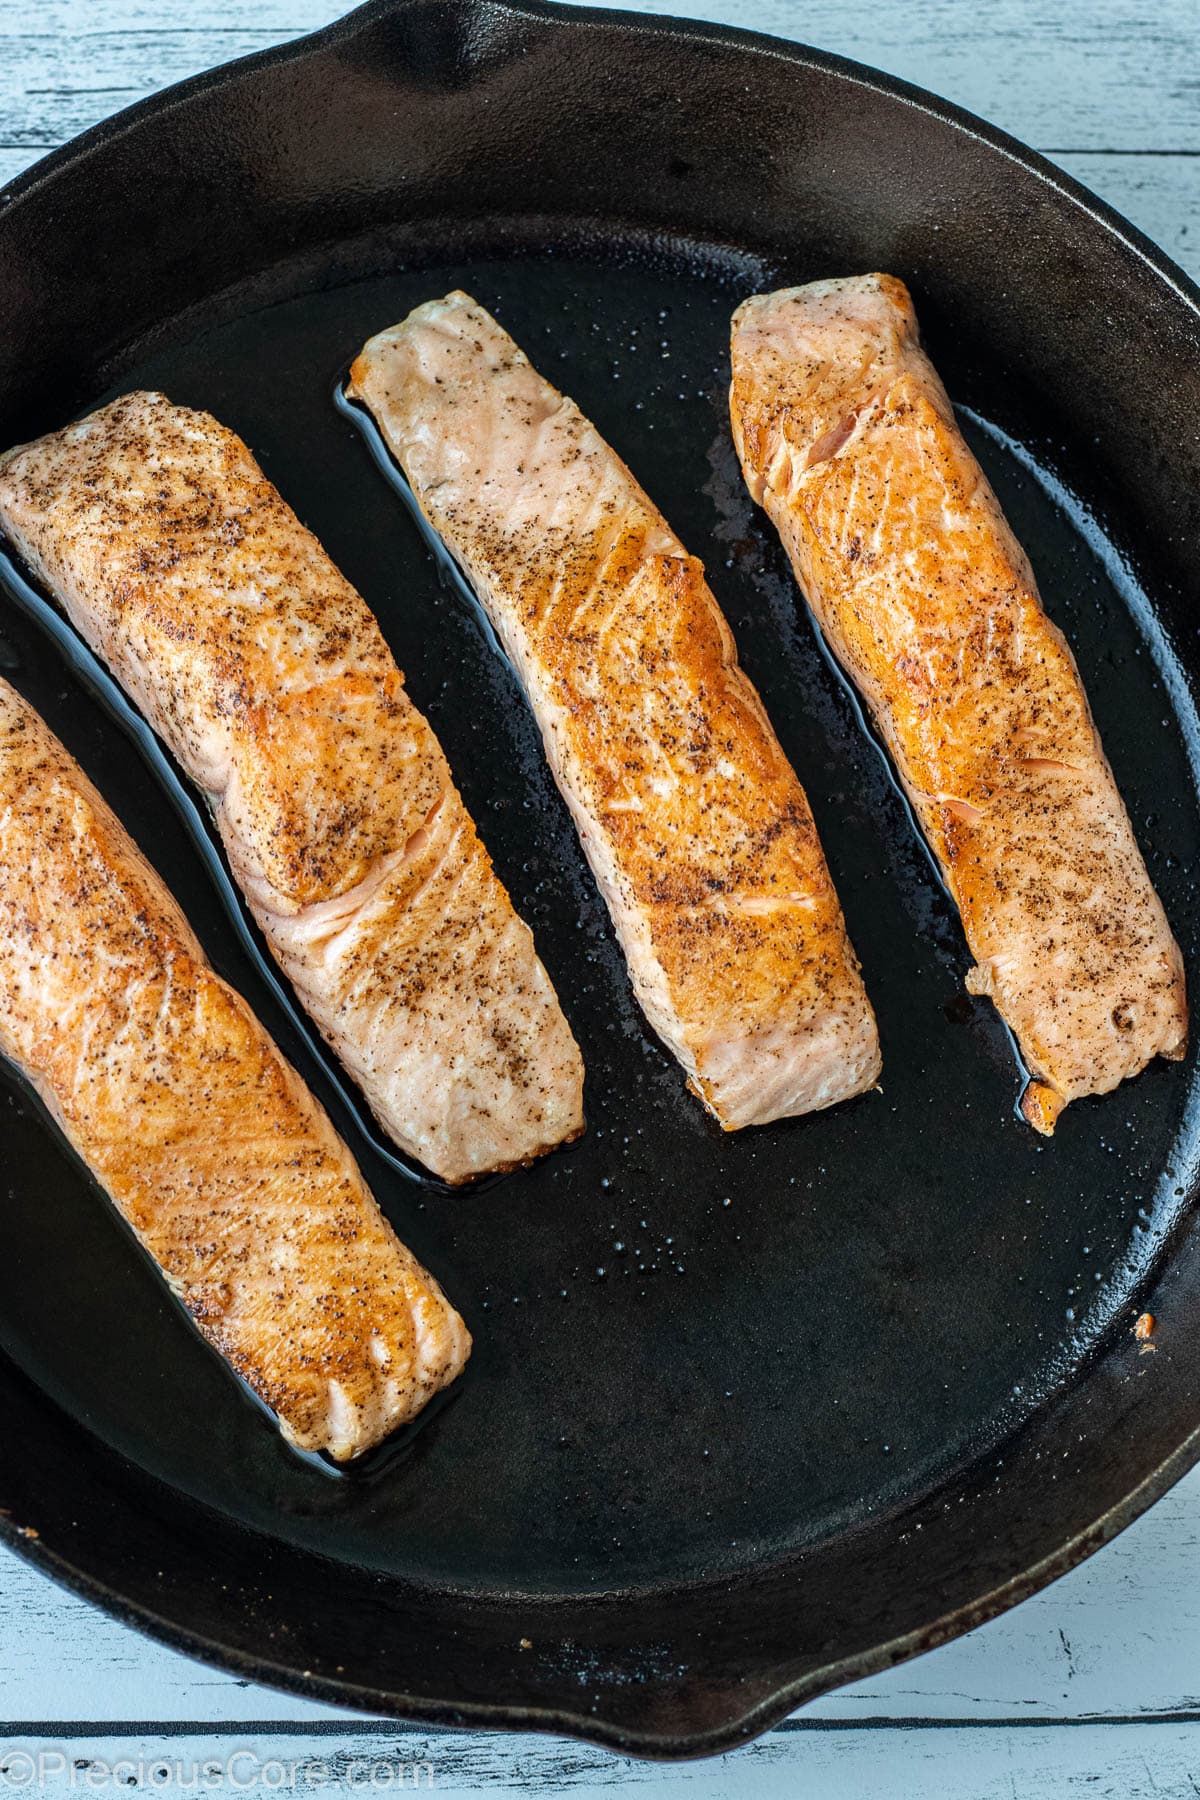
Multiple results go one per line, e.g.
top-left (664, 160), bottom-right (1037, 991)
top-left (0, 2), bottom-right (1197, 1793)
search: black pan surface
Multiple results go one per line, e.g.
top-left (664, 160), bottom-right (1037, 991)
top-left (0, 0), bottom-right (1198, 1759)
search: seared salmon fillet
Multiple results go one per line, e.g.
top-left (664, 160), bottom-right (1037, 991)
top-left (0, 392), bottom-right (584, 1184)
top-left (729, 274), bottom-right (1188, 1131)
top-left (348, 293), bottom-right (880, 1128)
top-left (0, 678), bottom-right (469, 1458)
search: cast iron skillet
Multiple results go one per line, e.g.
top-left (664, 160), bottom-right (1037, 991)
top-left (0, 0), bottom-right (1198, 1760)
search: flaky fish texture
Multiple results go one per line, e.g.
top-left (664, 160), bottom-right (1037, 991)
top-left (729, 274), bottom-right (1187, 1132)
top-left (0, 392), bottom-right (584, 1183)
top-left (0, 679), bottom-right (469, 1458)
top-left (349, 292), bottom-right (880, 1128)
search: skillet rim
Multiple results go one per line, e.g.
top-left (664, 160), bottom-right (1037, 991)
top-left (0, 0), bottom-right (1199, 1759)
top-left (6, 0), bottom-right (1200, 327)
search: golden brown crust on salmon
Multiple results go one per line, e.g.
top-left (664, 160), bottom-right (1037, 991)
top-left (349, 293), bottom-right (880, 1128)
top-left (0, 393), bottom-right (584, 1183)
top-left (0, 679), bottom-right (469, 1458)
top-left (730, 274), bottom-right (1188, 1128)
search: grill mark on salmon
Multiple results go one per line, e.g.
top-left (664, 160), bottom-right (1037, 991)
top-left (0, 678), bottom-right (469, 1458)
top-left (0, 393), bottom-right (585, 1184)
top-left (729, 274), bottom-right (1188, 1131)
top-left (348, 293), bottom-right (880, 1128)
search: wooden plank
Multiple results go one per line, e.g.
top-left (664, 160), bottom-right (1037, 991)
top-left (4, 1721), bottom-right (1200, 1796)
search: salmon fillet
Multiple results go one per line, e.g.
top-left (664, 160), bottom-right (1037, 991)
top-left (729, 274), bottom-right (1188, 1131)
top-left (0, 392), bottom-right (584, 1184)
top-left (0, 678), bottom-right (469, 1458)
top-left (348, 293), bottom-right (880, 1128)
